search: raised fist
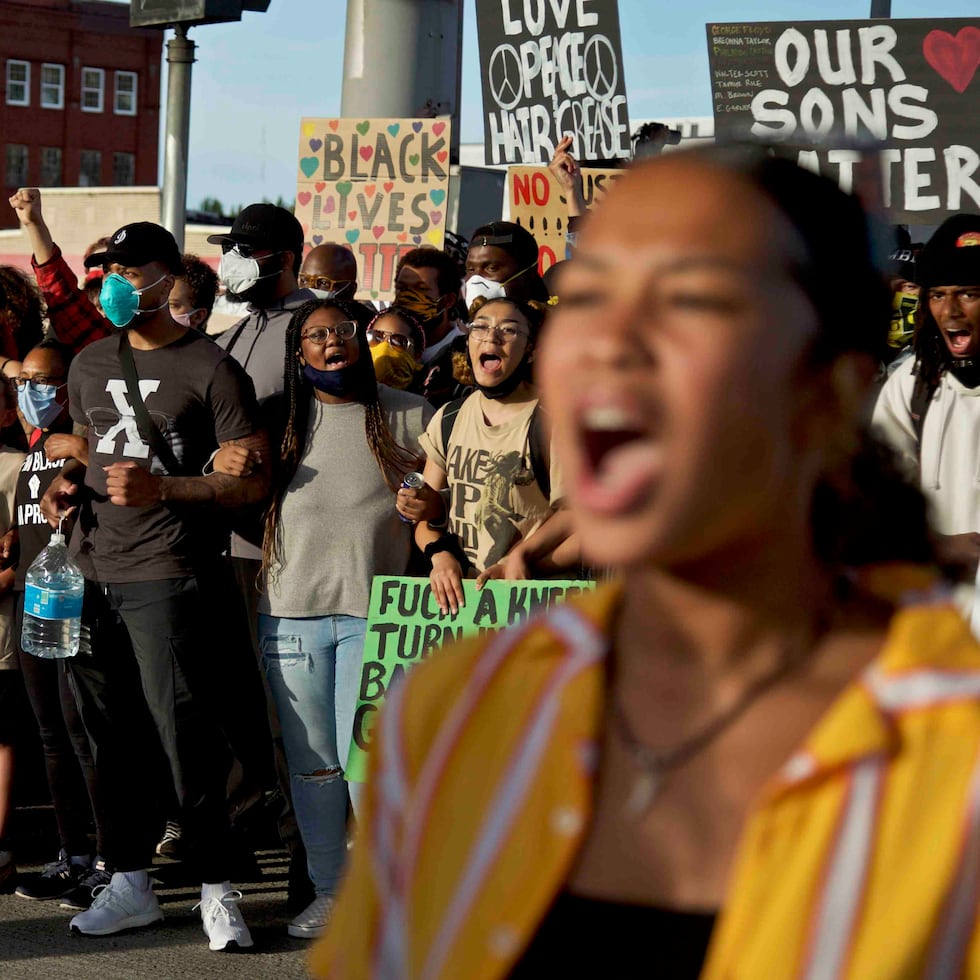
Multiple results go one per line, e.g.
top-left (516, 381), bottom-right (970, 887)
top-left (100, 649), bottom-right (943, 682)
top-left (8, 187), bottom-right (42, 227)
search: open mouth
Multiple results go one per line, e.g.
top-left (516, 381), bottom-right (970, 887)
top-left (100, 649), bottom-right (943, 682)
top-left (945, 328), bottom-right (975, 357)
top-left (576, 404), bottom-right (663, 514)
top-left (324, 350), bottom-right (349, 369)
top-left (479, 352), bottom-right (503, 372)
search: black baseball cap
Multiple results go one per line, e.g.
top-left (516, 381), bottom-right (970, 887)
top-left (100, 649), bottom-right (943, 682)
top-left (207, 203), bottom-right (304, 256)
top-left (916, 213), bottom-right (980, 290)
top-left (84, 222), bottom-right (183, 274)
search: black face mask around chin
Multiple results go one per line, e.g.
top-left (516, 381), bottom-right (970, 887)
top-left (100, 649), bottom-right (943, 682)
top-left (948, 355), bottom-right (980, 389)
top-left (469, 352), bottom-right (531, 400)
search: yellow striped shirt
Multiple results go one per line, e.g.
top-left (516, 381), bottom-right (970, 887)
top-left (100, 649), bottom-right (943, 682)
top-left (312, 580), bottom-right (980, 979)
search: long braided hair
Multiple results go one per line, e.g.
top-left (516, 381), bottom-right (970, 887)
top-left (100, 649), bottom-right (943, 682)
top-left (262, 297), bottom-right (419, 579)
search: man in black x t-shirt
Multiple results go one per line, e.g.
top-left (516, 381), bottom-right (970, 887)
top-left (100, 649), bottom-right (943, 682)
top-left (41, 221), bottom-right (270, 952)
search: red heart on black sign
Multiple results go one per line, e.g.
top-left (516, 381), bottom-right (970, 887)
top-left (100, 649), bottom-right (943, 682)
top-left (923, 27), bottom-right (980, 93)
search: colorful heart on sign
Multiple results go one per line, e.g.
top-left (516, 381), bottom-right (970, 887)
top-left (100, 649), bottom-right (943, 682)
top-left (297, 191), bottom-right (312, 207)
top-left (346, 230), bottom-right (360, 244)
top-left (412, 122), bottom-right (423, 133)
top-left (302, 122), bottom-right (315, 137)
top-left (409, 154), bottom-right (420, 167)
top-left (323, 198), bottom-right (335, 214)
top-left (337, 181), bottom-right (352, 197)
top-left (413, 235), bottom-right (422, 244)
top-left (365, 184), bottom-right (377, 198)
top-left (313, 235), bottom-right (323, 245)
top-left (430, 211), bottom-right (442, 226)
top-left (923, 27), bottom-right (980, 93)
top-left (426, 230), bottom-right (442, 245)
top-left (309, 138), bottom-right (322, 152)
top-left (348, 210), bottom-right (358, 220)
top-left (397, 232), bottom-right (408, 242)
top-left (436, 151), bottom-right (448, 164)
top-left (360, 146), bottom-right (373, 162)
top-left (429, 189), bottom-right (446, 206)
top-left (315, 182), bottom-right (326, 193)
top-left (383, 181), bottom-right (394, 193)
top-left (328, 119), bottom-right (339, 131)
top-left (433, 122), bottom-right (446, 136)
top-left (356, 120), bottom-right (370, 135)
top-left (373, 226), bottom-right (385, 240)
top-left (387, 123), bottom-right (400, 137)
top-left (300, 157), bottom-right (319, 178)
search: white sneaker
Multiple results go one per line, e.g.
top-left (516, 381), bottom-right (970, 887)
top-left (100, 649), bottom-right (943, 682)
top-left (69, 872), bottom-right (163, 936)
top-left (288, 894), bottom-right (335, 939)
top-left (195, 889), bottom-right (254, 951)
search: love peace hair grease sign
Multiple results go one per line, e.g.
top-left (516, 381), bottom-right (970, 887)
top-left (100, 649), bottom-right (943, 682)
top-left (295, 117), bottom-right (452, 301)
top-left (707, 19), bottom-right (980, 223)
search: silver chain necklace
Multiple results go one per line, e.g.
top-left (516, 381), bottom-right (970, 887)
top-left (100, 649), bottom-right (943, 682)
top-left (612, 652), bottom-right (805, 818)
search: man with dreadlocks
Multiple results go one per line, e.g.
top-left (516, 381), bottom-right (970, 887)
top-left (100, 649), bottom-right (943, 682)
top-left (248, 297), bottom-right (433, 940)
top-left (873, 214), bottom-right (980, 579)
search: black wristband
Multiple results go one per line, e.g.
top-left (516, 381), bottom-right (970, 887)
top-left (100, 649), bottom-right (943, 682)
top-left (424, 534), bottom-right (468, 571)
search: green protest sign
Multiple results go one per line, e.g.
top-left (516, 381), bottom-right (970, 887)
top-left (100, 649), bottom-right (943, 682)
top-left (346, 575), bottom-right (596, 782)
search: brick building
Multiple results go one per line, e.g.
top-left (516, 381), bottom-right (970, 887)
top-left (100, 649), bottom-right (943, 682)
top-left (0, 0), bottom-right (161, 230)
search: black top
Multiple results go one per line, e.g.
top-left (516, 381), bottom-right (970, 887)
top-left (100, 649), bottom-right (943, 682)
top-left (506, 891), bottom-right (716, 979)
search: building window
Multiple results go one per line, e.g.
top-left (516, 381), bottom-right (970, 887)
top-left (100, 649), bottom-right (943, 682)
top-left (40, 63), bottom-right (64, 109)
top-left (5, 60), bottom-right (29, 106)
top-left (112, 152), bottom-right (135, 187)
top-left (79, 150), bottom-right (102, 187)
top-left (39, 147), bottom-right (62, 187)
top-left (81, 67), bottom-right (104, 113)
top-left (5, 144), bottom-right (29, 186)
top-left (114, 71), bottom-right (137, 116)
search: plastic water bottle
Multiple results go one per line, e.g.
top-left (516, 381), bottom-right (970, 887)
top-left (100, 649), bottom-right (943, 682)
top-left (22, 531), bottom-right (84, 659)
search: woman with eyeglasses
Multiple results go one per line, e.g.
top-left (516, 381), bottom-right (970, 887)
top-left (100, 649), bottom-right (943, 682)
top-left (7, 339), bottom-right (110, 909)
top-left (365, 307), bottom-right (426, 392)
top-left (414, 296), bottom-right (577, 616)
top-left (251, 297), bottom-right (434, 940)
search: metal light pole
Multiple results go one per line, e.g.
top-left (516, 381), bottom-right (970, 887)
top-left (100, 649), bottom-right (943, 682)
top-left (341, 0), bottom-right (463, 165)
top-left (161, 24), bottom-right (196, 249)
top-left (870, 0), bottom-right (892, 15)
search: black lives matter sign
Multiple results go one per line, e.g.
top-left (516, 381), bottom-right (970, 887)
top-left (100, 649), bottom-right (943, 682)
top-left (477, 0), bottom-right (631, 165)
top-left (707, 20), bottom-right (980, 223)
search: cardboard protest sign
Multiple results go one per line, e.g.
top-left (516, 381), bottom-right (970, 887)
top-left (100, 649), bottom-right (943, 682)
top-left (294, 117), bottom-right (452, 300)
top-left (345, 575), bottom-right (596, 781)
top-left (508, 164), bottom-right (623, 269)
top-left (706, 19), bottom-right (980, 223)
top-left (476, 0), bottom-right (631, 165)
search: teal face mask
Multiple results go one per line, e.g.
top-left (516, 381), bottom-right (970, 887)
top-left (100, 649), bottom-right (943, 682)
top-left (99, 272), bottom-right (168, 328)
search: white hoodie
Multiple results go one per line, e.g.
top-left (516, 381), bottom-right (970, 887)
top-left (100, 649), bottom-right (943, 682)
top-left (872, 355), bottom-right (980, 536)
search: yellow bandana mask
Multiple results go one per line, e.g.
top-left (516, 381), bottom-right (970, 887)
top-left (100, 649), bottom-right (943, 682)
top-left (371, 342), bottom-right (417, 390)
top-left (888, 291), bottom-right (917, 350)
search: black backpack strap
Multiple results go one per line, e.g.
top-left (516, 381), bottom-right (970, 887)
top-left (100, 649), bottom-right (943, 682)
top-left (910, 371), bottom-right (938, 449)
top-left (527, 405), bottom-right (551, 500)
top-left (117, 331), bottom-right (183, 476)
top-left (439, 395), bottom-right (467, 460)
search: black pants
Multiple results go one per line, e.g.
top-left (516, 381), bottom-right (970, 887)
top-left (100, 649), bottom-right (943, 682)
top-left (17, 594), bottom-right (105, 857)
top-left (68, 569), bottom-right (235, 882)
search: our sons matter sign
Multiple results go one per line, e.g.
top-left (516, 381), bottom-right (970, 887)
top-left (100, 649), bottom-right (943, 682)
top-left (477, 0), bottom-right (631, 165)
top-left (706, 20), bottom-right (980, 222)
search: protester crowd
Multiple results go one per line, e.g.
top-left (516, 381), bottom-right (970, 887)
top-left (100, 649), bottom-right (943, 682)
top-left (1, 135), bottom-right (980, 977)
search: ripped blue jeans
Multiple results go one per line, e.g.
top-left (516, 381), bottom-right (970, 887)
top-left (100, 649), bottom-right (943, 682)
top-left (257, 613), bottom-right (366, 896)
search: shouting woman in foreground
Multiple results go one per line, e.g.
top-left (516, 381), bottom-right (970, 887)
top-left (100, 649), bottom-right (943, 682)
top-left (312, 149), bottom-right (980, 979)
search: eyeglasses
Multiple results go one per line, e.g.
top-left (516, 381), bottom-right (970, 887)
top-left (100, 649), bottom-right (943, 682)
top-left (298, 274), bottom-right (354, 293)
top-left (15, 377), bottom-right (65, 390)
top-left (301, 321), bottom-right (358, 344)
top-left (463, 322), bottom-right (528, 343)
top-left (366, 328), bottom-right (415, 353)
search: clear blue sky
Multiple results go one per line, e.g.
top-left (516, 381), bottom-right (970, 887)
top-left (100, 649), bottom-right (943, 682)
top-left (139, 0), bottom-right (980, 212)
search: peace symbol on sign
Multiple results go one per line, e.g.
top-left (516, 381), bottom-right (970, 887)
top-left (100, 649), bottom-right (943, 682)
top-left (584, 34), bottom-right (619, 100)
top-left (488, 43), bottom-right (524, 110)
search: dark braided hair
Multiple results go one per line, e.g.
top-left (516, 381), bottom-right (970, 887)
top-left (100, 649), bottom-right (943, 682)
top-left (262, 297), bottom-right (419, 578)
